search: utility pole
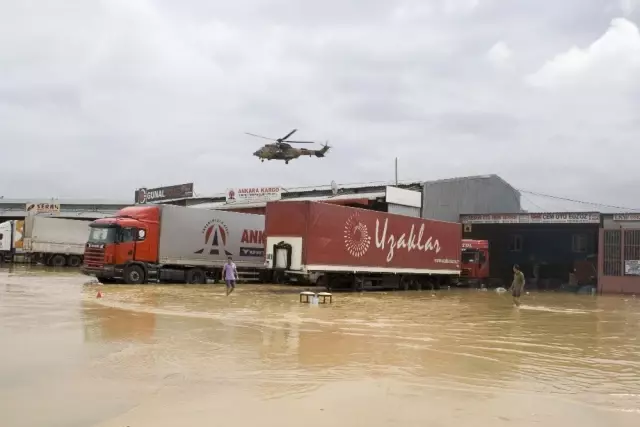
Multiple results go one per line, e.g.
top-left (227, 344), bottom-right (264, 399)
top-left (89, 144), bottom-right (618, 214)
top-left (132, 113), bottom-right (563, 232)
top-left (394, 157), bottom-right (398, 185)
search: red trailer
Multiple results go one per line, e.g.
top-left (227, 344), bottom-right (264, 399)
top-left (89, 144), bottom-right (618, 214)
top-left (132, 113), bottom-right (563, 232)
top-left (265, 201), bottom-right (461, 290)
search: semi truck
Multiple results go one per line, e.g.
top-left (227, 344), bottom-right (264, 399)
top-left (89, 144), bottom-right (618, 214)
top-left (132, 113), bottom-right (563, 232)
top-left (0, 217), bottom-right (91, 266)
top-left (81, 204), bottom-right (266, 284)
top-left (264, 201), bottom-right (463, 291)
top-left (459, 239), bottom-right (490, 286)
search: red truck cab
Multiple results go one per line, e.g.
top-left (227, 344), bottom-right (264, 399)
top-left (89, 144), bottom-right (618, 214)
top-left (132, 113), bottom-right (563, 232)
top-left (459, 239), bottom-right (489, 285)
top-left (82, 206), bottom-right (160, 283)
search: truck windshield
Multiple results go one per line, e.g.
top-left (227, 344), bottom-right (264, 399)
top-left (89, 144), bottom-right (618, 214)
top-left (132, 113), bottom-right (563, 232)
top-left (88, 226), bottom-right (117, 243)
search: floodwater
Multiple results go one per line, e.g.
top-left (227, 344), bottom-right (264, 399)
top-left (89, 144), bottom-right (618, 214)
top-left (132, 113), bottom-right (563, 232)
top-left (1, 267), bottom-right (639, 427)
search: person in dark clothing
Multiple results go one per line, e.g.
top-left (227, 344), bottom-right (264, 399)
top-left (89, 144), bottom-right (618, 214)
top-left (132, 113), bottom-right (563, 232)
top-left (510, 264), bottom-right (525, 307)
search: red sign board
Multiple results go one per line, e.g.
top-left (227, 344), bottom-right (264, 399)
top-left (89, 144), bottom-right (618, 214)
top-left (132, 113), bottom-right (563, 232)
top-left (266, 201), bottom-right (461, 273)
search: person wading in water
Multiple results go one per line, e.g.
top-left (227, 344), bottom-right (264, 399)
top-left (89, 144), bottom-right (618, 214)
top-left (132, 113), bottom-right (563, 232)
top-left (510, 264), bottom-right (525, 307)
top-left (222, 256), bottom-right (238, 296)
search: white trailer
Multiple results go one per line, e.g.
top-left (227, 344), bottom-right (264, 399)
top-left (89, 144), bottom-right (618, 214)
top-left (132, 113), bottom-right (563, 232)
top-left (20, 216), bottom-right (93, 267)
top-left (0, 220), bottom-right (24, 263)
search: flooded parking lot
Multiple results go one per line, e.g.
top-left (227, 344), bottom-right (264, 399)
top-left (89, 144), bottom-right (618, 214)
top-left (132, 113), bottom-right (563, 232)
top-left (1, 266), bottom-right (639, 427)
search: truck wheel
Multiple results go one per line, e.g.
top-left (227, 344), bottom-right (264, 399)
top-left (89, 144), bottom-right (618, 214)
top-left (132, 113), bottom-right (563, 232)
top-left (185, 268), bottom-right (206, 284)
top-left (51, 254), bottom-right (67, 267)
top-left (124, 265), bottom-right (145, 284)
top-left (67, 255), bottom-right (82, 268)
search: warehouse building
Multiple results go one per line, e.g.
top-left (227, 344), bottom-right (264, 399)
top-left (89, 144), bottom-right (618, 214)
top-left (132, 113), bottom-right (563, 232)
top-left (599, 213), bottom-right (640, 294)
top-left (185, 181), bottom-right (424, 216)
top-left (422, 175), bottom-right (521, 222)
top-left (0, 198), bottom-right (130, 220)
top-left (461, 212), bottom-right (600, 291)
top-left (155, 174), bottom-right (520, 221)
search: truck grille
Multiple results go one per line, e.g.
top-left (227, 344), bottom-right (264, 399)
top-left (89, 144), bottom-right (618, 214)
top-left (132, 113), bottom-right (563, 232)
top-left (84, 247), bottom-right (105, 268)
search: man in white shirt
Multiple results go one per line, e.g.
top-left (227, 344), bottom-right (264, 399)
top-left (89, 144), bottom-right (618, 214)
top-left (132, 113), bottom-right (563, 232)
top-left (222, 256), bottom-right (238, 296)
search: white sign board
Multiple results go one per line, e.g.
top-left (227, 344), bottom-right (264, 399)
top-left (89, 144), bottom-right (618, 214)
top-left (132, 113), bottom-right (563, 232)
top-left (460, 212), bottom-right (600, 224)
top-left (625, 260), bottom-right (640, 276)
top-left (385, 186), bottom-right (422, 208)
top-left (613, 214), bottom-right (640, 221)
top-left (225, 187), bottom-right (282, 204)
top-left (26, 202), bottom-right (61, 215)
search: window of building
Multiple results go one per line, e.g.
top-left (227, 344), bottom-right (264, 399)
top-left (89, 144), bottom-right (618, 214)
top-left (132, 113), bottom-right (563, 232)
top-left (603, 230), bottom-right (622, 276)
top-left (0, 233), bottom-right (3, 240)
top-left (572, 234), bottom-right (588, 253)
top-left (509, 235), bottom-right (522, 252)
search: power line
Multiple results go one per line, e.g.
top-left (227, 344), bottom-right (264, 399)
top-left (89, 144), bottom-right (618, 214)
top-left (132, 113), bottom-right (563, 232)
top-left (516, 188), bottom-right (640, 212)
top-left (520, 193), bottom-right (548, 212)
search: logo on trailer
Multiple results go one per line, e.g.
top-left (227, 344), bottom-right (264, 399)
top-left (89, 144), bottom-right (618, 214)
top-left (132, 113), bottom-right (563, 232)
top-left (194, 219), bottom-right (232, 256)
top-left (343, 212), bottom-right (371, 258)
top-left (227, 189), bottom-right (235, 201)
top-left (343, 213), bottom-right (444, 262)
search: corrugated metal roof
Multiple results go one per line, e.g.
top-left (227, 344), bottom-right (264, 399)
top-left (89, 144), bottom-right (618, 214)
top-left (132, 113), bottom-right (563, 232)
top-left (157, 180), bottom-right (423, 201)
top-left (0, 211), bottom-right (116, 219)
top-left (0, 198), bottom-right (130, 205)
top-left (192, 191), bottom-right (385, 210)
top-left (424, 174), bottom-right (519, 194)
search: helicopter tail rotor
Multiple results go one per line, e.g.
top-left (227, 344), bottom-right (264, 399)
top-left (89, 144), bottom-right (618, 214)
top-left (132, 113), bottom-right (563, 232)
top-left (315, 141), bottom-right (331, 157)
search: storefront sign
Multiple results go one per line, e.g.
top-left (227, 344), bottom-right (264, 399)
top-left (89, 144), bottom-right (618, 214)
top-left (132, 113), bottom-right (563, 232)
top-left (613, 213), bottom-right (640, 221)
top-left (135, 183), bottom-right (194, 204)
top-left (225, 187), bottom-right (282, 204)
top-left (624, 260), bottom-right (640, 276)
top-left (25, 202), bottom-right (60, 215)
top-left (460, 212), bottom-right (600, 224)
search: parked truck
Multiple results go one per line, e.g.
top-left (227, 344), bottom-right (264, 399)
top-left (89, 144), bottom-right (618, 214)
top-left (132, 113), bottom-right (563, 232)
top-left (0, 217), bottom-right (90, 267)
top-left (264, 201), bottom-right (462, 290)
top-left (458, 239), bottom-right (490, 286)
top-left (81, 204), bottom-right (266, 284)
top-left (0, 220), bottom-right (23, 263)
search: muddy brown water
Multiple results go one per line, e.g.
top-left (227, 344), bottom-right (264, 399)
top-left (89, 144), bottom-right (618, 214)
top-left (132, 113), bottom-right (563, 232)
top-left (1, 266), bottom-right (639, 427)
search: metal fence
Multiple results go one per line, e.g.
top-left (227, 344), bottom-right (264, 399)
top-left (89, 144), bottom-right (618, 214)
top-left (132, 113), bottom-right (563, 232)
top-left (603, 229), bottom-right (640, 276)
top-left (603, 230), bottom-right (622, 276)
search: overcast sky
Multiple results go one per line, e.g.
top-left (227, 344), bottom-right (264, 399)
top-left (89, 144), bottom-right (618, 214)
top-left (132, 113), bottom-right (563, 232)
top-left (1, 0), bottom-right (639, 210)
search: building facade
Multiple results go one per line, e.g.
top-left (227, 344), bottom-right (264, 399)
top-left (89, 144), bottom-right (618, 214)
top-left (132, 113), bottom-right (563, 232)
top-left (0, 198), bottom-right (130, 220)
top-left (599, 213), bottom-right (640, 294)
top-left (422, 175), bottom-right (521, 222)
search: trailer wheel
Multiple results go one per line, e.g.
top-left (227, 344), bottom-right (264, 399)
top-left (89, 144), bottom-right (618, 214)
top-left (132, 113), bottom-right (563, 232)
top-left (185, 268), bottom-right (206, 284)
top-left (124, 265), bottom-right (145, 284)
top-left (67, 255), bottom-right (82, 268)
top-left (51, 254), bottom-right (66, 267)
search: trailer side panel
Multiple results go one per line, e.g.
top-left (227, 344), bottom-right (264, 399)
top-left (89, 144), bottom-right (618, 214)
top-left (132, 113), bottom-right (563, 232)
top-left (158, 205), bottom-right (265, 268)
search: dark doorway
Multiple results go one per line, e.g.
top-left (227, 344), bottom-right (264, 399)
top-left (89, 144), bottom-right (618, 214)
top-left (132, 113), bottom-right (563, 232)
top-left (464, 224), bottom-right (599, 290)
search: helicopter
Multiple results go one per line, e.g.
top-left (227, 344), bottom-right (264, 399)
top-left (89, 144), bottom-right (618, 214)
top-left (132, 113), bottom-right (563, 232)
top-left (245, 129), bottom-right (331, 164)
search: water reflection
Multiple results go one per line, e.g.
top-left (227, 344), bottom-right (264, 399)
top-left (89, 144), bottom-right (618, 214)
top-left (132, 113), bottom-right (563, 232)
top-left (83, 299), bottom-right (157, 343)
top-left (1, 269), bottom-right (639, 427)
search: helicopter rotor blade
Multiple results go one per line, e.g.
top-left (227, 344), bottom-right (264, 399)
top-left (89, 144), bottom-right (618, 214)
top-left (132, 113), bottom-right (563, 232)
top-left (280, 129), bottom-right (298, 141)
top-left (285, 140), bottom-right (315, 144)
top-left (245, 132), bottom-right (277, 141)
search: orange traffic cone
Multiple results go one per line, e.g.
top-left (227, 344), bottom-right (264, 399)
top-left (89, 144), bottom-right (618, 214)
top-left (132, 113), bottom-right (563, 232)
top-left (96, 290), bottom-right (103, 298)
